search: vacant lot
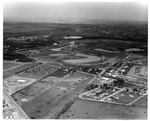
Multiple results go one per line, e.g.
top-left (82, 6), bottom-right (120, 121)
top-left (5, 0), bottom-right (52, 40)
top-left (12, 72), bottom-right (94, 119)
top-left (20, 86), bottom-right (72, 119)
top-left (127, 66), bottom-right (147, 78)
top-left (133, 95), bottom-right (147, 107)
top-left (59, 99), bottom-right (147, 119)
top-left (103, 90), bottom-right (143, 105)
top-left (56, 72), bottom-right (94, 89)
top-left (3, 61), bottom-right (22, 71)
top-left (11, 76), bottom-right (60, 106)
top-left (3, 63), bottom-right (40, 79)
top-left (4, 76), bottom-right (36, 94)
top-left (82, 87), bottom-right (120, 99)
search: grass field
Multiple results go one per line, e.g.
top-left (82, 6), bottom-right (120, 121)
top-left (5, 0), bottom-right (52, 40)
top-left (133, 95), bottom-right (147, 107)
top-left (3, 63), bottom-right (40, 79)
top-left (50, 68), bottom-right (70, 77)
top-left (20, 86), bottom-right (73, 119)
top-left (12, 72), bottom-right (94, 119)
top-left (3, 21), bottom-right (147, 119)
top-left (127, 66), bottom-right (147, 78)
top-left (103, 90), bottom-right (143, 105)
top-left (3, 61), bottom-right (22, 71)
top-left (59, 99), bottom-right (147, 119)
top-left (4, 76), bottom-right (37, 94)
top-left (11, 76), bottom-right (60, 106)
top-left (57, 72), bottom-right (93, 88)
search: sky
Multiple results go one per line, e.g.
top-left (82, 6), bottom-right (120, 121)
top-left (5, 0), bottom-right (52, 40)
top-left (3, 1), bottom-right (148, 22)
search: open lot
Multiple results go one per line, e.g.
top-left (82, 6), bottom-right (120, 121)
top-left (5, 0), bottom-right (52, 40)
top-left (12, 72), bottom-right (94, 119)
top-left (62, 72), bottom-right (90, 83)
top-left (4, 76), bottom-right (37, 94)
top-left (19, 86), bottom-right (73, 119)
top-left (11, 76), bottom-right (61, 106)
top-left (3, 63), bottom-right (40, 79)
top-left (59, 99), bottom-right (147, 119)
top-left (57, 71), bottom-right (94, 88)
top-left (133, 95), bottom-right (147, 107)
top-left (127, 66), bottom-right (147, 78)
top-left (103, 90), bottom-right (146, 105)
top-left (90, 76), bottom-right (115, 84)
top-left (3, 61), bottom-right (23, 71)
top-left (79, 87), bottom-right (122, 101)
top-left (128, 55), bottom-right (147, 65)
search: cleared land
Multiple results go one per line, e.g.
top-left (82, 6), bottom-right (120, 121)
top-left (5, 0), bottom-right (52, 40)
top-left (4, 76), bottom-right (36, 95)
top-left (12, 72), bottom-right (94, 119)
top-left (11, 76), bottom-right (61, 106)
top-left (59, 99), bottom-right (147, 119)
top-left (3, 63), bottom-right (40, 79)
top-left (133, 95), bottom-right (147, 107)
top-left (103, 90), bottom-right (146, 105)
top-left (3, 61), bottom-right (22, 71)
top-left (127, 66), bottom-right (147, 78)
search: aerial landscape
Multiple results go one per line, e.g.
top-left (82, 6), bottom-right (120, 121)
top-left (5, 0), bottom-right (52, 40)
top-left (3, 1), bottom-right (148, 119)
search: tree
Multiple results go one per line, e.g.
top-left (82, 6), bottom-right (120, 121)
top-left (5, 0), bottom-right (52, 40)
top-left (133, 88), bottom-right (137, 92)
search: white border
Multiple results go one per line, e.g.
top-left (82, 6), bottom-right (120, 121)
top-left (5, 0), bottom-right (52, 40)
top-left (1, 0), bottom-right (149, 121)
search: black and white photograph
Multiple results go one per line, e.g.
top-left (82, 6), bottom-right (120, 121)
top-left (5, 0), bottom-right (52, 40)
top-left (3, 0), bottom-right (148, 119)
